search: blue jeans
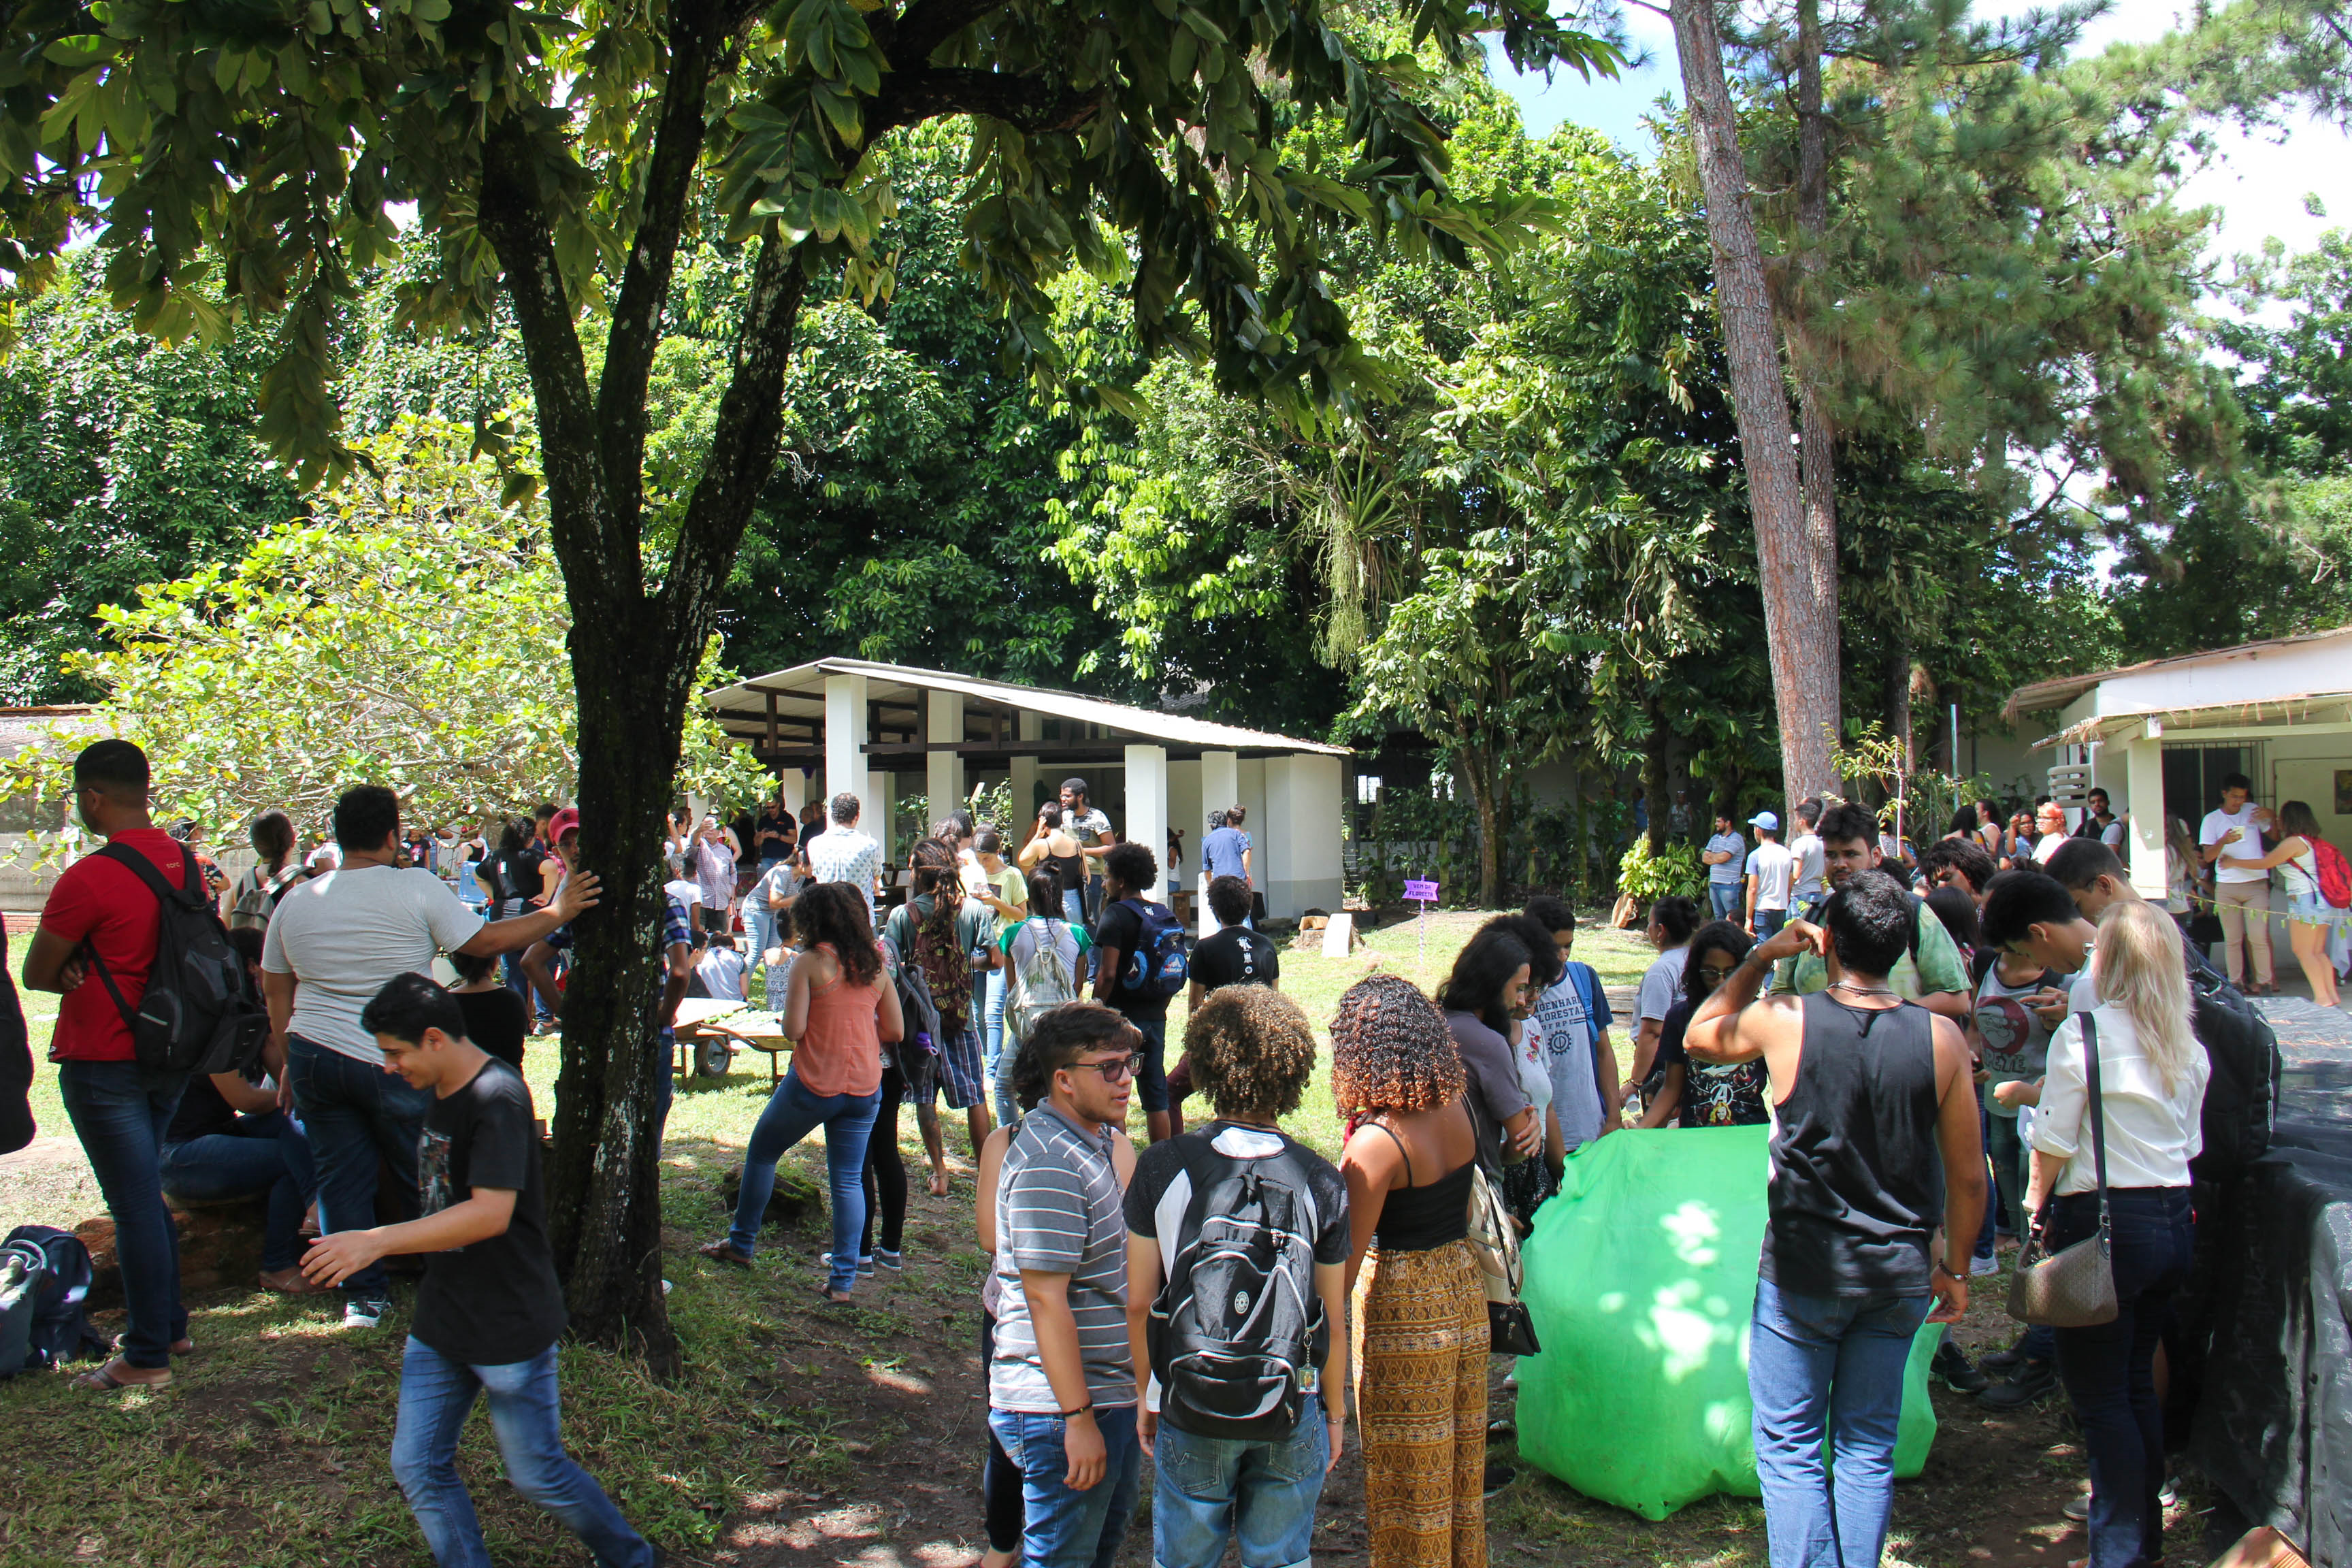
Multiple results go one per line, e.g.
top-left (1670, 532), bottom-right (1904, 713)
top-left (287, 1033), bottom-right (431, 1305)
top-left (989, 1403), bottom-right (1143, 1568)
top-left (1749, 1277), bottom-right (1931, 1568)
top-left (2050, 1188), bottom-right (2193, 1568)
top-left (392, 1337), bottom-right (654, 1568)
top-left (725, 1069), bottom-right (881, 1292)
top-left (58, 1060), bottom-right (188, 1369)
top-left (1754, 907), bottom-right (1788, 940)
top-left (983, 970), bottom-right (1013, 1127)
top-left (1710, 882), bottom-right (1740, 919)
top-left (161, 1110), bottom-right (318, 1271)
top-left (1154, 1394), bottom-right (1329, 1568)
top-left (1062, 887), bottom-right (1092, 983)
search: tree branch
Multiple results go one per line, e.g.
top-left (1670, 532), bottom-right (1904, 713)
top-left (475, 119), bottom-right (617, 607)
top-left (595, 0), bottom-right (725, 552)
top-left (872, 67), bottom-right (1100, 135)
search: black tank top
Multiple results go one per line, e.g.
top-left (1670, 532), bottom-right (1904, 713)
top-left (1360, 1122), bottom-right (1474, 1252)
top-left (1049, 849), bottom-right (1085, 896)
top-left (1761, 992), bottom-right (1944, 1296)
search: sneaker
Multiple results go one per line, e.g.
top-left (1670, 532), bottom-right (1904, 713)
top-left (875, 1249), bottom-right (903, 1271)
top-left (342, 1298), bottom-right (389, 1330)
top-left (1932, 1341), bottom-right (1991, 1394)
top-left (1978, 1358), bottom-right (2059, 1409)
top-left (1980, 1339), bottom-right (2030, 1374)
top-left (2065, 1494), bottom-right (2090, 1522)
top-left (1971, 1253), bottom-right (2002, 1277)
top-left (820, 1252), bottom-right (877, 1277)
top-left (1482, 1463), bottom-right (1516, 1499)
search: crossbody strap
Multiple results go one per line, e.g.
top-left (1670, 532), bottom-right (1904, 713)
top-left (2079, 1010), bottom-right (2112, 1235)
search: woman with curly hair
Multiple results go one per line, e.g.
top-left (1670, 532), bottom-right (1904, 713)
top-left (702, 881), bottom-right (902, 1302)
top-left (1333, 974), bottom-right (1490, 1568)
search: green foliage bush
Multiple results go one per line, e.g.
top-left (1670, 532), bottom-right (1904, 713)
top-left (1617, 837), bottom-right (1703, 906)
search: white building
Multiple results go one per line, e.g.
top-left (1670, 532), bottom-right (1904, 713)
top-left (702, 659), bottom-right (1351, 919)
top-left (2005, 625), bottom-right (2352, 930)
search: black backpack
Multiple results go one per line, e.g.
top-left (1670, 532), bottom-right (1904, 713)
top-left (1147, 1137), bottom-right (1326, 1440)
top-left (2180, 945), bottom-right (2278, 1183)
top-left (86, 843), bottom-right (269, 1077)
top-left (0, 1224), bottom-right (104, 1373)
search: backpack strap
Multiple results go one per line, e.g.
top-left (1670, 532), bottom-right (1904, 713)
top-left (80, 843), bottom-right (199, 1043)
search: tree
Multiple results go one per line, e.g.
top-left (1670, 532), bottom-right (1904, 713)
top-left (0, 422), bottom-right (762, 841)
top-left (2, 0), bottom-right (1612, 1366)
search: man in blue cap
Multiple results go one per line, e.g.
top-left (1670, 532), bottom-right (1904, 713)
top-left (1744, 810), bottom-right (1795, 939)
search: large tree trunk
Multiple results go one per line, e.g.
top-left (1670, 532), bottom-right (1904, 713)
top-left (1668, 0), bottom-right (1841, 805)
top-left (1461, 738), bottom-right (1505, 909)
top-left (1788, 0), bottom-right (1844, 738)
top-left (1643, 695), bottom-right (1671, 855)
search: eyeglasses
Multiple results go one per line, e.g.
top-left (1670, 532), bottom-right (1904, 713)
top-left (1695, 964), bottom-right (1740, 984)
top-left (1065, 1054), bottom-right (1143, 1083)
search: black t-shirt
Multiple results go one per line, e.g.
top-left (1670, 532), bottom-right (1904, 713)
top-left (754, 808), bottom-right (797, 860)
top-left (456, 987), bottom-right (531, 1068)
top-left (1189, 926), bottom-right (1279, 994)
top-left (508, 843), bottom-right (548, 907)
top-left (412, 1058), bottom-right (567, 1366)
top-left (1092, 898), bottom-right (1171, 1019)
top-left (164, 1072), bottom-right (239, 1144)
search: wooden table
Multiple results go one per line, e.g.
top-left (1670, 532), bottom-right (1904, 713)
top-left (672, 1000), bottom-right (791, 1082)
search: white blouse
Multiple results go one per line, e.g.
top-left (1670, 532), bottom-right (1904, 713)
top-left (2030, 1003), bottom-right (2208, 1194)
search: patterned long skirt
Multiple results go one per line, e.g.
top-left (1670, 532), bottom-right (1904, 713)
top-left (1352, 1239), bottom-right (1490, 1568)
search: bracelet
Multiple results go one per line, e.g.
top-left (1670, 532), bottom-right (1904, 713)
top-left (1060, 1403), bottom-right (1093, 1419)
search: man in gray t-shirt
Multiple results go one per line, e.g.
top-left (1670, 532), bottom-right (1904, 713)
top-left (988, 1004), bottom-right (1143, 1567)
top-left (1703, 815), bottom-right (1747, 919)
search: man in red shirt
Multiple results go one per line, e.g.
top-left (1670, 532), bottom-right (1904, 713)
top-left (21, 740), bottom-right (196, 1390)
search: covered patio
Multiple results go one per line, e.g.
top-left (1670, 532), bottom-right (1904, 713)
top-left (701, 659), bottom-right (1351, 919)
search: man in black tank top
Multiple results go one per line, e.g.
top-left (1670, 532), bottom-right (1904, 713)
top-left (1685, 870), bottom-right (1986, 1568)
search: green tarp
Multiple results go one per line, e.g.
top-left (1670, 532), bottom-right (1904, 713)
top-left (1516, 1125), bottom-right (1942, 1520)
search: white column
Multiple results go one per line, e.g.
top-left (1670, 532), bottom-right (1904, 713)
top-left (1125, 744), bottom-right (1170, 904)
top-left (824, 672), bottom-right (868, 818)
top-left (2123, 728), bottom-right (2167, 900)
top-left (779, 769), bottom-right (805, 818)
top-left (926, 690), bottom-right (965, 827)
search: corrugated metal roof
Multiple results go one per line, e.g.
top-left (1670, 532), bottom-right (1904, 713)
top-left (703, 659), bottom-right (1350, 756)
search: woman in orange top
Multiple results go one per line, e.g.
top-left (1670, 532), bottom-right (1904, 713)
top-left (702, 881), bottom-right (902, 1301)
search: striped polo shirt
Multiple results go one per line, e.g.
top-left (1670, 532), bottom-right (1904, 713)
top-left (988, 1105), bottom-right (1133, 1413)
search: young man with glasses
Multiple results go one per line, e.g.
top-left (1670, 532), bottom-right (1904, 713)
top-left (990, 1002), bottom-right (1145, 1568)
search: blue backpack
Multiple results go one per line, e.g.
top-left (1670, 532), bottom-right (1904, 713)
top-left (1115, 898), bottom-right (1190, 998)
top-left (0, 1224), bottom-right (103, 1374)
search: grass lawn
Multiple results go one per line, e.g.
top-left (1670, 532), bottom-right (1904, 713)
top-left (0, 906), bottom-right (2193, 1567)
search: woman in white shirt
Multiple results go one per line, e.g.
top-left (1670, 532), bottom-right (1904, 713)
top-left (2219, 798), bottom-right (2341, 1008)
top-left (2025, 898), bottom-right (2208, 1568)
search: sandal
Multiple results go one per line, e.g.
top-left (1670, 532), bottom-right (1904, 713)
top-left (259, 1267), bottom-right (326, 1296)
top-left (114, 1333), bottom-right (194, 1356)
top-left (815, 1283), bottom-right (855, 1305)
top-left (699, 1238), bottom-right (753, 1269)
top-left (75, 1358), bottom-right (171, 1392)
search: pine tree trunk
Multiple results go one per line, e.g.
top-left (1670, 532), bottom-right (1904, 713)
top-left (1667, 0), bottom-right (1841, 804)
top-left (1788, 0), bottom-right (1844, 736)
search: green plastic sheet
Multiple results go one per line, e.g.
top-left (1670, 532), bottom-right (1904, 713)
top-left (1516, 1125), bottom-right (1942, 1520)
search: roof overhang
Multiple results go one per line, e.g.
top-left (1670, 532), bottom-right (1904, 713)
top-left (2005, 624), bottom-right (2352, 721)
top-left (702, 658), bottom-right (1349, 763)
top-left (2032, 692), bottom-right (2352, 749)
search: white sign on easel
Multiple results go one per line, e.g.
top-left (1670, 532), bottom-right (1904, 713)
top-left (1320, 911), bottom-right (1356, 958)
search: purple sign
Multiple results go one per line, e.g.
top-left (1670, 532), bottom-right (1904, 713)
top-left (1403, 879), bottom-right (1439, 903)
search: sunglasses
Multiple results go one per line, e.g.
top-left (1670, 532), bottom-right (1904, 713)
top-left (1695, 963), bottom-right (1740, 984)
top-left (1064, 1053), bottom-right (1143, 1083)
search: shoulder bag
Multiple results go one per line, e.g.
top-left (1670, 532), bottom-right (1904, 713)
top-left (1466, 1155), bottom-right (1543, 1356)
top-left (2005, 1011), bottom-right (2119, 1328)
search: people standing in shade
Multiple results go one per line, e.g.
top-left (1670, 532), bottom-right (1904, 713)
top-left (1684, 872), bottom-right (1986, 1568)
top-left (2164, 817), bottom-right (2202, 928)
top-left (1788, 800), bottom-right (1827, 922)
top-left (1058, 778), bottom-right (1119, 926)
top-left (964, 828), bottom-right (1030, 1135)
top-left (1744, 812), bottom-right (1795, 939)
top-left (2032, 801), bottom-right (2070, 865)
top-left (806, 792), bottom-right (884, 930)
top-left (1633, 920), bottom-right (1754, 1129)
top-left (2025, 899), bottom-right (2209, 1568)
top-left (1333, 974), bottom-right (1491, 1568)
top-left (1703, 813), bottom-right (1748, 920)
top-left (227, 809), bottom-right (306, 932)
top-left (1199, 807), bottom-right (1254, 927)
top-left (1522, 896), bottom-right (1620, 1160)
top-left (1124, 986), bottom-right (1349, 1568)
top-left (747, 848), bottom-right (803, 1000)
top-left (262, 785), bottom-right (598, 1332)
top-left (1627, 896), bottom-right (1699, 1104)
top-left (300, 973), bottom-right (656, 1568)
top-left (884, 838), bottom-right (996, 1196)
top-left (1771, 804), bottom-right (1972, 1030)
top-left (1434, 921), bottom-right (1548, 1169)
top-left (1923, 836), bottom-right (1999, 908)
top-left (1166, 873), bottom-right (1284, 1136)
top-left (2218, 799), bottom-right (2340, 1007)
top-left (701, 881), bottom-right (901, 1301)
top-left (1090, 842), bottom-right (1181, 1143)
top-left (692, 815), bottom-right (740, 940)
top-left (989, 1002), bottom-right (1146, 1568)
top-left (997, 870), bottom-right (1093, 1126)
top-left (2198, 773), bottom-right (2276, 992)
top-left (1021, 798), bottom-right (1092, 936)
top-left (754, 784), bottom-right (798, 875)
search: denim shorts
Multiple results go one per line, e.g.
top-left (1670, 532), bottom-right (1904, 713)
top-left (2286, 892), bottom-right (2344, 927)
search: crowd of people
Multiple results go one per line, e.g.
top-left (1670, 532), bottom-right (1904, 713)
top-left (17, 732), bottom-right (2328, 1568)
